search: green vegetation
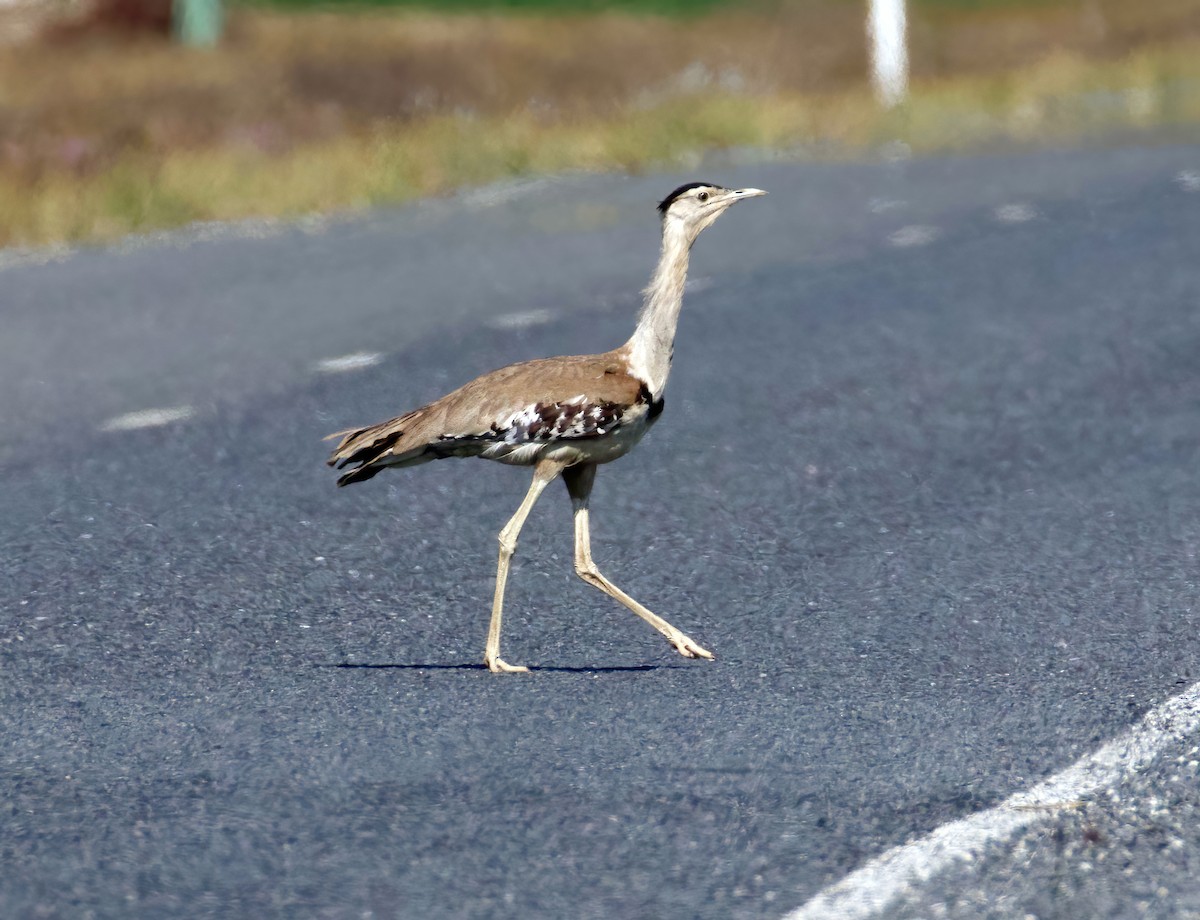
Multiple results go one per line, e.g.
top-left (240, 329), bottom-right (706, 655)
top-left (238, 0), bottom-right (736, 13)
top-left (9, 46), bottom-right (1200, 247)
top-left (4, 0), bottom-right (1199, 247)
top-left (235, 0), bottom-right (1103, 13)
top-left (911, 0), bottom-right (1065, 10)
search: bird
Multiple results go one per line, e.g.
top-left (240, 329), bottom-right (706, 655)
top-left (327, 181), bottom-right (766, 672)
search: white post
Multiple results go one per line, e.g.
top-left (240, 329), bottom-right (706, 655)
top-left (868, 0), bottom-right (908, 108)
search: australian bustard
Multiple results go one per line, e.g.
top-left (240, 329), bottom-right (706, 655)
top-left (327, 182), bottom-right (766, 672)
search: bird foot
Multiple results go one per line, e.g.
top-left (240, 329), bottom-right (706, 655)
top-left (668, 633), bottom-right (714, 661)
top-left (485, 656), bottom-right (530, 674)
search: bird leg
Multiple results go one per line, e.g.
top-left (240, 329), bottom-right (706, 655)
top-left (485, 458), bottom-right (568, 673)
top-left (564, 464), bottom-right (714, 662)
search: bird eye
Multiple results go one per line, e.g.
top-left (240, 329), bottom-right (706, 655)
top-left (697, 191), bottom-right (709, 202)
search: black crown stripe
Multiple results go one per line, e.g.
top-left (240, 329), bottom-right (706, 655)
top-left (657, 181), bottom-right (720, 213)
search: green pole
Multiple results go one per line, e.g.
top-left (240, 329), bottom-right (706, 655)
top-left (173, 0), bottom-right (223, 47)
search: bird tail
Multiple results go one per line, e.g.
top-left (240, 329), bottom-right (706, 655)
top-left (325, 409), bottom-right (432, 486)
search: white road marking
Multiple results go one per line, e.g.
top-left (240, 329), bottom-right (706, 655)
top-left (489, 309), bottom-right (555, 330)
top-left (99, 406), bottom-right (195, 432)
top-left (888, 225), bottom-right (939, 248)
top-left (867, 197), bottom-right (906, 214)
top-left (994, 203), bottom-right (1037, 224)
top-left (783, 680), bottom-right (1200, 920)
top-left (313, 352), bottom-right (384, 374)
top-left (1176, 170), bottom-right (1200, 193)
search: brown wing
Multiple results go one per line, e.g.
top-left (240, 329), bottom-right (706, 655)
top-left (326, 351), bottom-right (647, 485)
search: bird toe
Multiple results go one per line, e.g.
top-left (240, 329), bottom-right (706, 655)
top-left (486, 657), bottom-right (530, 674)
top-left (670, 634), bottom-right (714, 661)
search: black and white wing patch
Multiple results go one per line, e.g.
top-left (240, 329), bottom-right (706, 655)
top-left (494, 394), bottom-right (628, 443)
top-left (479, 395), bottom-right (634, 462)
top-left (431, 393), bottom-right (645, 464)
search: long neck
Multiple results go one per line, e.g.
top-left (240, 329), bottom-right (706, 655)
top-left (623, 221), bottom-right (691, 398)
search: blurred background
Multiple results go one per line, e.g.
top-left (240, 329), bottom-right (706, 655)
top-left (2, 0), bottom-right (1198, 248)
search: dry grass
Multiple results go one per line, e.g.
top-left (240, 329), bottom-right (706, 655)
top-left (3, 1), bottom-right (1200, 247)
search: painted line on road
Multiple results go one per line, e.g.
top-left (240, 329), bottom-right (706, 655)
top-left (994, 203), bottom-right (1037, 224)
top-left (888, 225), bottom-right (940, 248)
top-left (489, 309), bottom-right (556, 331)
top-left (783, 680), bottom-right (1200, 920)
top-left (314, 352), bottom-right (385, 374)
top-left (1176, 171), bottom-right (1200, 193)
top-left (867, 197), bottom-right (906, 214)
top-left (99, 406), bottom-right (195, 432)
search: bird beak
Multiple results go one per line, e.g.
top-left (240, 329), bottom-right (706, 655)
top-left (704, 187), bottom-right (766, 213)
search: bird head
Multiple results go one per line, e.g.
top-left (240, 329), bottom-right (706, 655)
top-left (657, 181), bottom-right (767, 242)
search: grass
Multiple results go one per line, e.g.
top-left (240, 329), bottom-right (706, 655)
top-left (249, 0), bottom-right (735, 13)
top-left (3, 0), bottom-right (1200, 247)
top-left (236, 0), bottom-right (1148, 13)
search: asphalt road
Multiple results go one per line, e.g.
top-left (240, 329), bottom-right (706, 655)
top-left (3, 141), bottom-right (1200, 919)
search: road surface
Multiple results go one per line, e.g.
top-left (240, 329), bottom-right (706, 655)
top-left (3, 142), bottom-right (1200, 918)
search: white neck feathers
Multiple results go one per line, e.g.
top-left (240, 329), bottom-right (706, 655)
top-left (623, 219), bottom-right (692, 398)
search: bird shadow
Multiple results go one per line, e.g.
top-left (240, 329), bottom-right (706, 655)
top-left (317, 662), bottom-right (681, 674)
